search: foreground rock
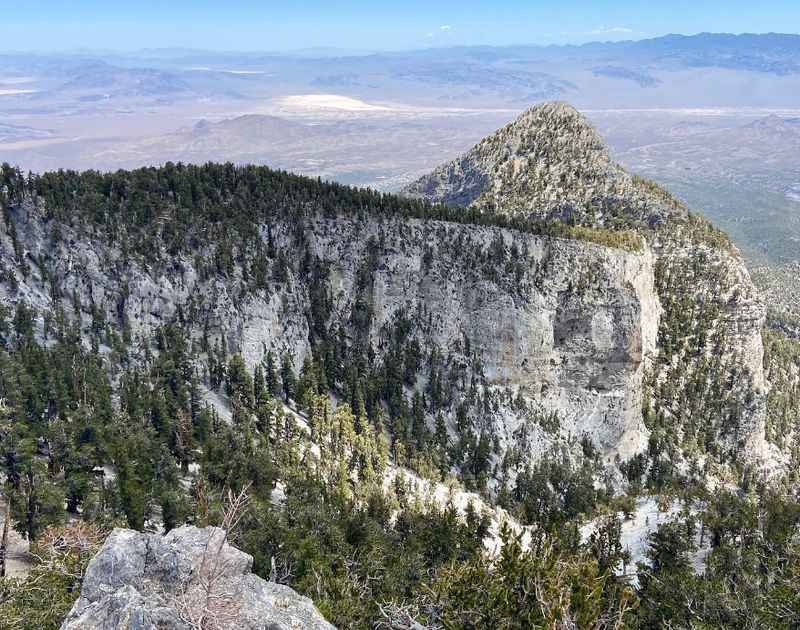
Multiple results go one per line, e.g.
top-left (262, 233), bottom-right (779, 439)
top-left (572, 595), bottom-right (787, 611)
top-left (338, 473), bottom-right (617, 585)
top-left (60, 526), bottom-right (335, 630)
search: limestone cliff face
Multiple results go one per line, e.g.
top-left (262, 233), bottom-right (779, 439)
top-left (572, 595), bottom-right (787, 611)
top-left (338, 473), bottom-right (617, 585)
top-left (406, 101), bottom-right (769, 467)
top-left (1, 204), bottom-right (656, 467)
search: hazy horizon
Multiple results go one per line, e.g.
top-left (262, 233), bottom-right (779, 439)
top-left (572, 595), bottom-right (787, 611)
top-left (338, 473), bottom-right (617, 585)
top-left (2, 30), bottom-right (800, 56)
top-left (3, 0), bottom-right (800, 52)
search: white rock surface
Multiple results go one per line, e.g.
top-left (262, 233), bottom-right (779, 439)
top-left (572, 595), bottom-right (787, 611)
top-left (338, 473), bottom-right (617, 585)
top-left (1, 204), bottom-right (660, 472)
top-left (581, 496), bottom-right (711, 584)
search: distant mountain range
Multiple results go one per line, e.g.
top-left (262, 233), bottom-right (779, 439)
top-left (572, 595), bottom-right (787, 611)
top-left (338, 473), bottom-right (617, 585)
top-left (11, 32), bottom-right (799, 70)
top-left (388, 32), bottom-right (800, 75)
top-left (3, 32), bottom-right (800, 110)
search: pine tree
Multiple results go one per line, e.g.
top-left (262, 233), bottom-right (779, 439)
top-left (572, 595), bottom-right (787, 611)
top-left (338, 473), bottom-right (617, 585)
top-left (280, 352), bottom-right (296, 403)
top-left (411, 391), bottom-right (428, 451)
top-left (264, 350), bottom-right (280, 397)
top-left (8, 459), bottom-right (66, 541)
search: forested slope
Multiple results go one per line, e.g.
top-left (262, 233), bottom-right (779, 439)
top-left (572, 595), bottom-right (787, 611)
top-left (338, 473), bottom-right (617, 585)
top-left (0, 105), bottom-right (797, 628)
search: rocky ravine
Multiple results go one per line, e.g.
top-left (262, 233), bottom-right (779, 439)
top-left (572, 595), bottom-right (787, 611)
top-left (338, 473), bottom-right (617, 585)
top-left (60, 526), bottom-right (334, 630)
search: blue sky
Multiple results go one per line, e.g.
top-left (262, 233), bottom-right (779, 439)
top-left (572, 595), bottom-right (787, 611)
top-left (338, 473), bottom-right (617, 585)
top-left (2, 0), bottom-right (799, 52)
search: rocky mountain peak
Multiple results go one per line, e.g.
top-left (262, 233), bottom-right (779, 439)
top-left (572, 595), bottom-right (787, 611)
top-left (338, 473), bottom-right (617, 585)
top-left (405, 100), bottom-right (769, 469)
top-left (404, 100), bottom-right (686, 227)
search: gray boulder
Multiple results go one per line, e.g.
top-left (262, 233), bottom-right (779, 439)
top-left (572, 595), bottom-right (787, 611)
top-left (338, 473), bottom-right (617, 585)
top-left (60, 525), bottom-right (335, 630)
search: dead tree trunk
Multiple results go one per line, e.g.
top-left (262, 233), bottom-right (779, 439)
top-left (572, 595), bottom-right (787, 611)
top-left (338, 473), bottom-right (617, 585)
top-left (0, 497), bottom-right (9, 578)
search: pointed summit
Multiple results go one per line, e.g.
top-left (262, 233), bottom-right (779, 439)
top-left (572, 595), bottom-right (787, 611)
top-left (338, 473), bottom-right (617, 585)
top-left (405, 101), bottom-right (685, 228)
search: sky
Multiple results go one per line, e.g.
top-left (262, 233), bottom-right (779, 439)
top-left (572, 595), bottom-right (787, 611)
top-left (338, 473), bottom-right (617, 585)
top-left (2, 0), bottom-right (800, 52)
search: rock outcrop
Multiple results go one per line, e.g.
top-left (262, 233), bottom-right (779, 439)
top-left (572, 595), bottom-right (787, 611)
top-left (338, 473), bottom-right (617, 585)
top-left (60, 526), bottom-right (334, 630)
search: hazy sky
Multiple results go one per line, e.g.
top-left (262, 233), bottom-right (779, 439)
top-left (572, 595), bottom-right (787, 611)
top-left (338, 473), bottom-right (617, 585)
top-left (3, 0), bottom-right (800, 52)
